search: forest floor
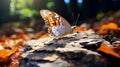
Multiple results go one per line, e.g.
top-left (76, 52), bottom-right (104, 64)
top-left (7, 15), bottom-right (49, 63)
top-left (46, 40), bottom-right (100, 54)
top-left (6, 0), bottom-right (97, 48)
top-left (0, 10), bottom-right (120, 67)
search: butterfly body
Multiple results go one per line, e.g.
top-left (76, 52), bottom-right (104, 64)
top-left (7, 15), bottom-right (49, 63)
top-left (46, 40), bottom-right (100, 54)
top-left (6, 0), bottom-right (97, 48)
top-left (40, 9), bottom-right (72, 36)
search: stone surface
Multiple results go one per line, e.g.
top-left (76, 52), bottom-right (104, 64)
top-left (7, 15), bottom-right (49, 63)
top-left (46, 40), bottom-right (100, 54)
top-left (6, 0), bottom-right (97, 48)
top-left (20, 30), bottom-right (109, 67)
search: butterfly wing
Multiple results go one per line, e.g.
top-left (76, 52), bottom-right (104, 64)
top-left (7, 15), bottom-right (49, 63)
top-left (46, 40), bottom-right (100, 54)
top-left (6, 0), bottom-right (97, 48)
top-left (40, 9), bottom-right (72, 36)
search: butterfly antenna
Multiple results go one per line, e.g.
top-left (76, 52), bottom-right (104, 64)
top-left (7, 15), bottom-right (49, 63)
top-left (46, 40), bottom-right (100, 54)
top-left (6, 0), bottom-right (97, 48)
top-left (72, 12), bottom-right (75, 25)
top-left (75, 14), bottom-right (80, 26)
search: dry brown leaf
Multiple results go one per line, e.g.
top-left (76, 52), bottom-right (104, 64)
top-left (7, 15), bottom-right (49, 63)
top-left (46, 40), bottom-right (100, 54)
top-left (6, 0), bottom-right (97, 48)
top-left (97, 43), bottom-right (120, 58)
top-left (97, 22), bottom-right (120, 35)
top-left (73, 27), bottom-right (89, 33)
top-left (8, 51), bottom-right (22, 67)
top-left (39, 33), bottom-right (49, 38)
top-left (0, 47), bottom-right (18, 61)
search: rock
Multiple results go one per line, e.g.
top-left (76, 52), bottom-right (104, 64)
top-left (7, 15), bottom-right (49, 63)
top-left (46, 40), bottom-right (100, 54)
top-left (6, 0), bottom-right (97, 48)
top-left (20, 58), bottom-right (71, 67)
top-left (20, 30), bottom-right (109, 67)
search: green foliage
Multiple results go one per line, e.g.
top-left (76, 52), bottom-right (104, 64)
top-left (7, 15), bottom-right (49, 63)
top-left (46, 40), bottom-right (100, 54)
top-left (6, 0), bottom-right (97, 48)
top-left (47, 1), bottom-right (55, 9)
top-left (10, 0), bottom-right (38, 19)
top-left (18, 8), bottom-right (39, 19)
top-left (96, 11), bottom-right (104, 20)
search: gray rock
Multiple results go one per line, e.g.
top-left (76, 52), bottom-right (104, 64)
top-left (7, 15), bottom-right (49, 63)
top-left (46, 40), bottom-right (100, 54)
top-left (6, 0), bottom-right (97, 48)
top-left (20, 30), bottom-right (109, 67)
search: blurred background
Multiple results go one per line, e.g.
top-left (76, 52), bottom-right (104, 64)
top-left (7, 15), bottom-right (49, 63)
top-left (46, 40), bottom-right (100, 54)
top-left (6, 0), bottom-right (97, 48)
top-left (0, 0), bottom-right (120, 26)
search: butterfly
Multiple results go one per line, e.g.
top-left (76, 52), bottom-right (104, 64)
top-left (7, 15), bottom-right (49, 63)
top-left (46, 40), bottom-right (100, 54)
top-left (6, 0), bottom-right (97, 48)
top-left (40, 9), bottom-right (73, 36)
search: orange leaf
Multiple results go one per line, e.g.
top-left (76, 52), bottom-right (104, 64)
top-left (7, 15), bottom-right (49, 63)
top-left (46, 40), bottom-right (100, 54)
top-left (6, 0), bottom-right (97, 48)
top-left (39, 33), bottom-right (49, 38)
top-left (97, 44), bottom-right (120, 58)
top-left (74, 27), bottom-right (89, 32)
top-left (97, 22), bottom-right (120, 35)
top-left (0, 47), bottom-right (18, 59)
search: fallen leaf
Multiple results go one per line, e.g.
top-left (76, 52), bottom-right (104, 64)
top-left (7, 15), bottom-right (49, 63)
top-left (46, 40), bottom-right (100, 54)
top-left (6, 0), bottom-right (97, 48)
top-left (39, 33), bottom-right (49, 38)
top-left (8, 51), bottom-right (22, 67)
top-left (73, 27), bottom-right (89, 32)
top-left (97, 22), bottom-right (120, 35)
top-left (97, 43), bottom-right (120, 58)
top-left (0, 47), bottom-right (18, 61)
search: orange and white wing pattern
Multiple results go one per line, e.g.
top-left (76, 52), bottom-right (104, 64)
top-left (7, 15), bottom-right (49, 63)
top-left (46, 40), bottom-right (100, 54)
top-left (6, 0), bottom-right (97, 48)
top-left (40, 9), bottom-right (72, 36)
